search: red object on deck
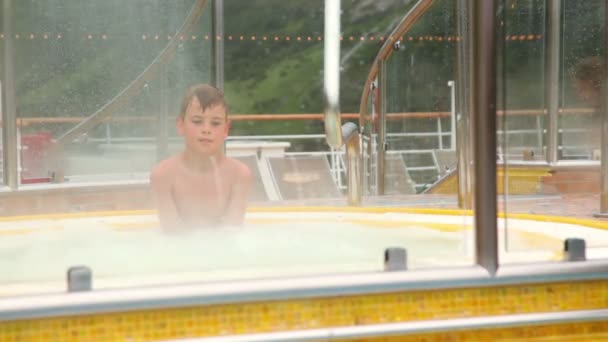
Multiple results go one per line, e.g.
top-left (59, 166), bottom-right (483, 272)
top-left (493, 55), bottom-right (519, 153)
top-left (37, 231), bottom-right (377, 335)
top-left (20, 132), bottom-right (53, 184)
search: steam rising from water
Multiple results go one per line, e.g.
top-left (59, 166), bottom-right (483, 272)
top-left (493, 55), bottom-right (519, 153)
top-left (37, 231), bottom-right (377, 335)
top-left (0, 218), bottom-right (468, 284)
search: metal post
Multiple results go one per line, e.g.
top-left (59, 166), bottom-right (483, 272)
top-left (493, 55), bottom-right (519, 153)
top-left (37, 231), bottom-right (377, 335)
top-left (376, 60), bottom-right (388, 195)
top-left (536, 115), bottom-right (543, 151)
top-left (384, 247), bottom-right (407, 271)
top-left (343, 122), bottom-right (361, 206)
top-left (2, 0), bottom-right (19, 190)
top-left (67, 266), bottom-right (93, 292)
top-left (448, 80), bottom-right (456, 150)
top-left (594, 0), bottom-right (608, 217)
top-left (211, 0), bottom-right (224, 90)
top-left (456, 0), bottom-right (474, 209)
top-left (323, 0), bottom-right (342, 149)
top-left (471, 0), bottom-right (498, 275)
top-left (545, 0), bottom-right (561, 164)
top-left (362, 127), bottom-right (370, 195)
top-left (331, 147), bottom-right (342, 189)
top-left (365, 82), bottom-right (377, 195)
top-left (436, 117), bottom-right (443, 150)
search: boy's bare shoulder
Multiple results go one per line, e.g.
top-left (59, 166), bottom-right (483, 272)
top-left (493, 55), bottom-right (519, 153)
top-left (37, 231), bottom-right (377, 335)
top-left (150, 155), bottom-right (181, 182)
top-left (224, 157), bottom-right (253, 180)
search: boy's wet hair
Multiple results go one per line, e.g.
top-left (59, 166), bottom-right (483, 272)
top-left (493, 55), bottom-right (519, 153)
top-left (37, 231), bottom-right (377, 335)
top-left (572, 56), bottom-right (605, 91)
top-left (179, 84), bottom-right (227, 119)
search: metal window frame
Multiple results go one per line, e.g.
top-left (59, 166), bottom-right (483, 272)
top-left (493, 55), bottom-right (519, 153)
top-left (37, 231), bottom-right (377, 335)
top-left (2, 0), bottom-right (19, 190)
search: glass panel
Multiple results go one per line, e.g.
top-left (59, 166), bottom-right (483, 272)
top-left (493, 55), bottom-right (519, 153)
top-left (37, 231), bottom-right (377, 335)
top-left (221, 1), bottom-right (467, 271)
top-left (497, 0), bottom-right (548, 259)
top-left (223, 1), bottom-right (327, 163)
top-left (2, 0), bottom-right (217, 295)
top-left (561, 0), bottom-right (604, 160)
top-left (500, 0), bottom-right (608, 261)
top-left (385, 0), bottom-right (457, 193)
top-left (0, 62), bottom-right (3, 185)
top-left (12, 0), bottom-right (212, 184)
top-left (497, 0), bottom-right (546, 163)
top-left (381, 0), bottom-right (472, 268)
top-left (0, 5), bottom-right (7, 186)
top-left (557, 0), bottom-right (608, 254)
top-left (0, 0), bottom-right (487, 297)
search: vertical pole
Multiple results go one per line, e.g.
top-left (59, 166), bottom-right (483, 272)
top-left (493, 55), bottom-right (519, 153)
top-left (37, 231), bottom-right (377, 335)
top-left (323, 0), bottom-right (343, 149)
top-left (594, 0), bottom-right (608, 217)
top-left (377, 60), bottom-right (387, 195)
top-left (437, 117), bottom-right (443, 149)
top-left (536, 115), bottom-right (543, 151)
top-left (343, 123), bottom-right (361, 206)
top-left (472, 0), bottom-right (498, 275)
top-left (545, 0), bottom-right (562, 163)
top-left (211, 0), bottom-right (226, 154)
top-left (366, 82), bottom-right (377, 195)
top-left (448, 80), bottom-right (456, 150)
top-left (456, 0), bottom-right (474, 209)
top-left (211, 0), bottom-right (224, 90)
top-left (2, 0), bottom-right (19, 190)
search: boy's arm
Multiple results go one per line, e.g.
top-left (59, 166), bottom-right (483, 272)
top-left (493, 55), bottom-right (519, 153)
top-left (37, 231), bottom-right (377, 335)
top-left (150, 166), bottom-right (183, 231)
top-left (222, 163), bottom-right (253, 226)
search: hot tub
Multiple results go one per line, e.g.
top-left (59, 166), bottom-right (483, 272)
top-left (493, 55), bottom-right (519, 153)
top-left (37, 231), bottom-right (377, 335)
top-left (2, 207), bottom-right (608, 297)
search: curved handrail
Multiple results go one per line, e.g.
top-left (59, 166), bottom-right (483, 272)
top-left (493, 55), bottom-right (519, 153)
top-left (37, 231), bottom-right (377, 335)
top-left (357, 0), bottom-right (435, 127)
top-left (56, 0), bottom-right (209, 145)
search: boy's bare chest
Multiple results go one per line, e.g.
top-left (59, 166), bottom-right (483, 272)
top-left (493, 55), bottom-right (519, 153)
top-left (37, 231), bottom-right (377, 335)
top-left (172, 170), bottom-right (231, 203)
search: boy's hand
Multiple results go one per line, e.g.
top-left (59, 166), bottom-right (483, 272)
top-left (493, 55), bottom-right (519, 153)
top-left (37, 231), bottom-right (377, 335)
top-left (222, 162), bottom-right (253, 226)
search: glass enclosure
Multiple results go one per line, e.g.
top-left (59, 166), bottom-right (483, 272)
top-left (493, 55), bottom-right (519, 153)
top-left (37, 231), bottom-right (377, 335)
top-left (384, 0), bottom-right (457, 193)
top-left (561, 0), bottom-right (604, 158)
top-left (7, 0), bottom-right (213, 183)
top-left (498, 0), bottom-right (608, 256)
top-left (498, 0), bottom-right (548, 255)
top-left (1, 0), bottom-right (608, 297)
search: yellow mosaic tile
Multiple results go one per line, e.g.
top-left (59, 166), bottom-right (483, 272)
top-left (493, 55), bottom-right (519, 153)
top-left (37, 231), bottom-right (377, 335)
top-left (426, 169), bottom-right (458, 194)
top-left (339, 321), bottom-right (608, 341)
top-left (0, 280), bottom-right (606, 341)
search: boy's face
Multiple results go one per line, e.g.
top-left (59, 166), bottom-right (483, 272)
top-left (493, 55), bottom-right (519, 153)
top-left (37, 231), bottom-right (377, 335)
top-left (177, 97), bottom-right (229, 157)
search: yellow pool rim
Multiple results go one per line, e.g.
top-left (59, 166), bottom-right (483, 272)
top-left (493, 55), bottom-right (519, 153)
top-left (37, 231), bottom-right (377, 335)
top-left (0, 206), bottom-right (607, 231)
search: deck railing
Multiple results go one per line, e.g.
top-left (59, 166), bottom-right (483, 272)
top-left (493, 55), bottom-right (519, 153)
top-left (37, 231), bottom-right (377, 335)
top-left (1, 108), bottom-right (598, 190)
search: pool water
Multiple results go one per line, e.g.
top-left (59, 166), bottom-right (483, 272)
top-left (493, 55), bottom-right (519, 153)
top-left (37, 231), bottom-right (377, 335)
top-left (2, 210), bottom-right (607, 296)
top-left (0, 213), bottom-right (471, 293)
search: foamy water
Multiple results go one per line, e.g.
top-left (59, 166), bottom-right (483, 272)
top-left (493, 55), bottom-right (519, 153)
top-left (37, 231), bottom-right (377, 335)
top-left (3, 211), bottom-right (608, 296)
top-left (0, 217), bottom-right (470, 286)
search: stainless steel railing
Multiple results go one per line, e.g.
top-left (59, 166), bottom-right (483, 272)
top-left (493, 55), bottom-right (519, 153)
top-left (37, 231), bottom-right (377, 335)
top-left (357, 0), bottom-right (435, 197)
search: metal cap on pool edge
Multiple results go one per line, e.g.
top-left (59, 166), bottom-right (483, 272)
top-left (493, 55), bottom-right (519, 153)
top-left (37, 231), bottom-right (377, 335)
top-left (384, 247), bottom-right (407, 271)
top-left (563, 238), bottom-right (586, 262)
top-left (67, 266), bottom-right (93, 292)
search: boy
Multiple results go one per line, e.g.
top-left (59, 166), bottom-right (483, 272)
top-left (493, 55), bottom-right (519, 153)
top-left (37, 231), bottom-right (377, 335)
top-left (150, 84), bottom-right (252, 230)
